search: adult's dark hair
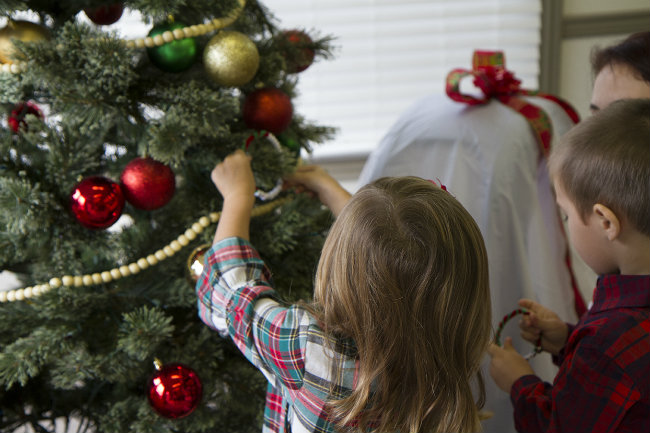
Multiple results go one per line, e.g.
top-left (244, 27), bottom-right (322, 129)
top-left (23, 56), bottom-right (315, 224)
top-left (591, 32), bottom-right (650, 84)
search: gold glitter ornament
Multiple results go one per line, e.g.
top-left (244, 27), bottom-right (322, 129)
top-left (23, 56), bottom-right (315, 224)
top-left (0, 20), bottom-right (51, 64)
top-left (186, 244), bottom-right (211, 284)
top-left (203, 31), bottom-right (259, 87)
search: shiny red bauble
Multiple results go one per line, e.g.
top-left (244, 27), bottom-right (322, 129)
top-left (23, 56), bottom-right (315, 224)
top-left (242, 87), bottom-right (293, 135)
top-left (120, 157), bottom-right (175, 210)
top-left (147, 362), bottom-right (203, 419)
top-left (84, 3), bottom-right (124, 26)
top-left (282, 30), bottom-right (315, 73)
top-left (70, 176), bottom-right (124, 229)
top-left (8, 101), bottom-right (43, 133)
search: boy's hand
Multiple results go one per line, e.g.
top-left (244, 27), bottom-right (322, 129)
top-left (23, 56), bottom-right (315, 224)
top-left (487, 337), bottom-right (535, 393)
top-left (211, 150), bottom-right (256, 206)
top-left (518, 299), bottom-right (569, 356)
top-left (284, 165), bottom-right (351, 217)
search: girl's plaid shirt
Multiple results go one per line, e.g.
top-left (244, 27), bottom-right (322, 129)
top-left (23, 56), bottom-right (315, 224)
top-left (196, 237), bottom-right (358, 433)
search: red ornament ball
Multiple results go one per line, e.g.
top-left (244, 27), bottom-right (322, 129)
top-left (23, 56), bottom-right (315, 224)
top-left (147, 362), bottom-right (203, 419)
top-left (70, 176), bottom-right (124, 229)
top-left (282, 30), bottom-right (315, 73)
top-left (120, 157), bottom-right (175, 210)
top-left (8, 101), bottom-right (43, 133)
top-left (242, 88), bottom-right (293, 135)
top-left (84, 3), bottom-right (124, 26)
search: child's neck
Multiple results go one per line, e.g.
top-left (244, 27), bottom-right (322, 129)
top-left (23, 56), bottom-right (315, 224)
top-left (615, 231), bottom-right (650, 275)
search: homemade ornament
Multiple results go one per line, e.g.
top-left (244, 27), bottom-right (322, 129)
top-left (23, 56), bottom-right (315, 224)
top-left (120, 157), bottom-right (175, 210)
top-left (244, 132), bottom-right (284, 201)
top-left (495, 308), bottom-right (542, 360)
top-left (84, 3), bottom-right (124, 25)
top-left (146, 22), bottom-right (197, 73)
top-left (7, 101), bottom-right (43, 133)
top-left (147, 359), bottom-right (202, 419)
top-left (203, 30), bottom-right (259, 87)
top-left (187, 243), bottom-right (211, 284)
top-left (70, 176), bottom-right (124, 229)
top-left (242, 87), bottom-right (293, 135)
top-left (0, 20), bottom-right (51, 64)
top-left (280, 29), bottom-right (315, 73)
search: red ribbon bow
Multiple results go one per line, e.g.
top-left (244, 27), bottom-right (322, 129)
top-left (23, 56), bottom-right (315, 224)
top-left (473, 65), bottom-right (521, 101)
top-left (446, 50), bottom-right (580, 159)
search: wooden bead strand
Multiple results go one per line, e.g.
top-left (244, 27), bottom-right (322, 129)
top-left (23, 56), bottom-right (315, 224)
top-left (0, 196), bottom-right (289, 303)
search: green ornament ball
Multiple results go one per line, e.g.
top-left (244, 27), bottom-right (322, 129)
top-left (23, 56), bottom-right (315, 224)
top-left (146, 22), bottom-right (197, 73)
top-left (278, 132), bottom-right (301, 157)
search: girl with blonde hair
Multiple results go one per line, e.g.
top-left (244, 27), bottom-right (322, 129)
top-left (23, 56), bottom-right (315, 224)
top-left (197, 150), bottom-right (492, 433)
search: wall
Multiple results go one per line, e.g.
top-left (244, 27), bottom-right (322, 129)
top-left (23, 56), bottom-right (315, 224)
top-left (563, 0), bottom-right (647, 16)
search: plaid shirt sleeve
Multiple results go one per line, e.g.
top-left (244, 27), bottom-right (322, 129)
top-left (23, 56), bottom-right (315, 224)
top-left (510, 324), bottom-right (646, 433)
top-left (195, 236), bottom-right (312, 391)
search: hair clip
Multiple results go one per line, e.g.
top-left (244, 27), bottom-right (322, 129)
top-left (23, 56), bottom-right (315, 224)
top-left (242, 131), bottom-right (283, 201)
top-left (428, 178), bottom-right (451, 193)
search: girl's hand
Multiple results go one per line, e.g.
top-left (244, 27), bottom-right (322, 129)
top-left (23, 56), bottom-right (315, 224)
top-left (284, 165), bottom-right (351, 217)
top-left (211, 150), bottom-right (256, 206)
top-left (211, 150), bottom-right (256, 242)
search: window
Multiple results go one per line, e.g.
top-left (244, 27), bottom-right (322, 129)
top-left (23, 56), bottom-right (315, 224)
top-left (264, 0), bottom-right (542, 159)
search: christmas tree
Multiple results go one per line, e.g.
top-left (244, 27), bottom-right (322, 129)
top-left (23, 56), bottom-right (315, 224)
top-left (0, 1), bottom-right (335, 431)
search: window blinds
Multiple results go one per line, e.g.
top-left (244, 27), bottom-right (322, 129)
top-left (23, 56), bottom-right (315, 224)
top-left (263, 0), bottom-right (542, 159)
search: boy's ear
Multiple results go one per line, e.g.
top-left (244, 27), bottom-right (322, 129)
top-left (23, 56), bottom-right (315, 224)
top-left (593, 203), bottom-right (620, 241)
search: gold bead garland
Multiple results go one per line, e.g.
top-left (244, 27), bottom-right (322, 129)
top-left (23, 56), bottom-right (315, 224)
top-left (0, 62), bottom-right (26, 73)
top-left (0, 196), bottom-right (290, 303)
top-left (0, 0), bottom-right (246, 74)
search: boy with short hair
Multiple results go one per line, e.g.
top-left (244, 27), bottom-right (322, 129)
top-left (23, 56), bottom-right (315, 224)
top-left (487, 98), bottom-right (650, 433)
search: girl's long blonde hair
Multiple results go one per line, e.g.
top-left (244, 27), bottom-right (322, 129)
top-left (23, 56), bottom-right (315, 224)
top-left (313, 177), bottom-right (491, 433)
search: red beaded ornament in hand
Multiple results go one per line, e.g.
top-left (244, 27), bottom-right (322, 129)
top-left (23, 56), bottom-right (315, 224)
top-left (495, 308), bottom-right (542, 360)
